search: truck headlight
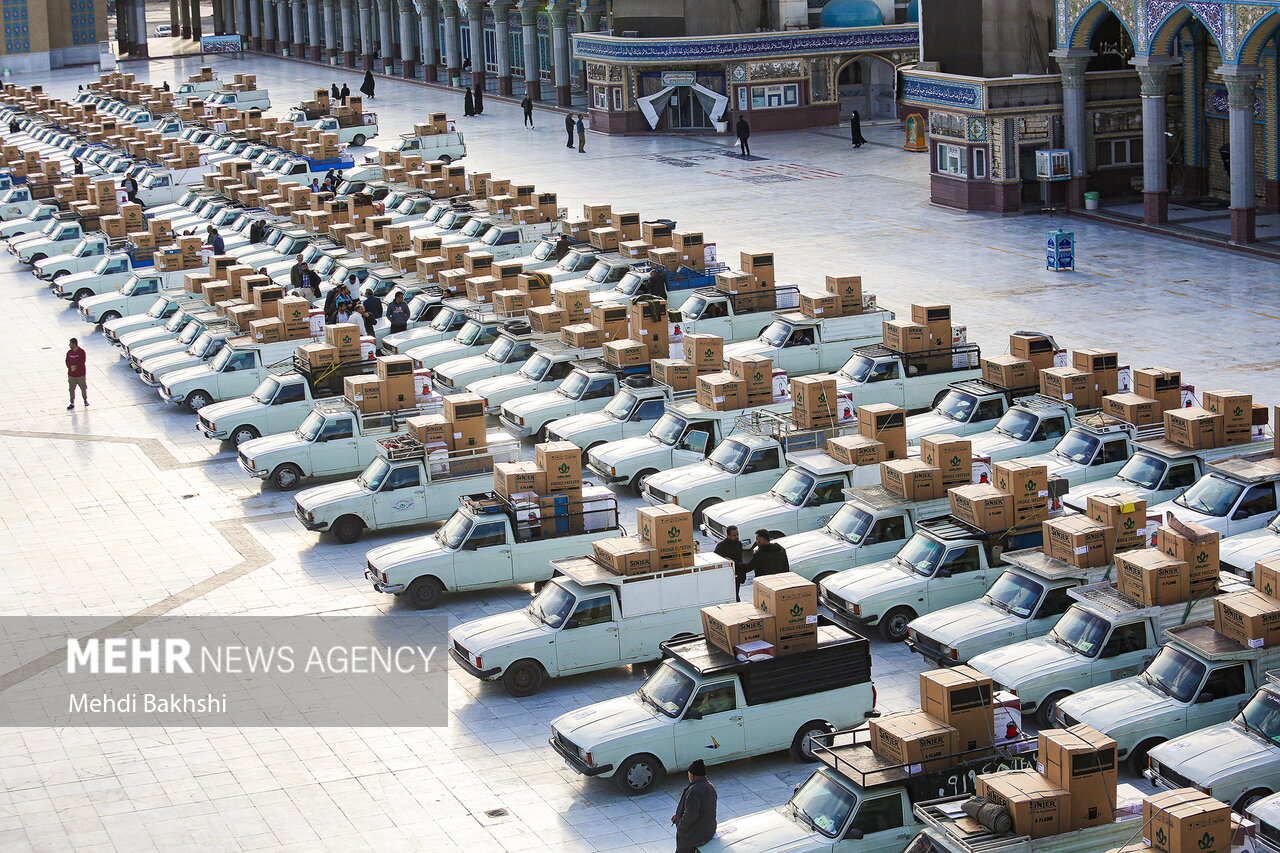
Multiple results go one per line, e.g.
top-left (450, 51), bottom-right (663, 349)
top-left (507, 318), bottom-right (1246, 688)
top-left (306, 511), bottom-right (315, 522)
top-left (513, 415), bottom-right (524, 426)
top-left (851, 603), bottom-right (862, 616)
top-left (582, 750), bottom-right (593, 766)
top-left (161, 386), bottom-right (171, 397)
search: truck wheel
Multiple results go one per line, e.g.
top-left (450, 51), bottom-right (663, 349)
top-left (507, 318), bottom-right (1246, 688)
top-left (1236, 789), bottom-right (1273, 813)
top-left (271, 463), bottom-right (304, 491)
top-left (614, 754), bottom-right (662, 796)
top-left (693, 498), bottom-right (721, 525)
top-left (231, 425), bottom-right (260, 446)
top-left (630, 469), bottom-right (657, 496)
top-left (1037, 691), bottom-right (1073, 729)
top-left (535, 425), bottom-right (551, 443)
top-left (878, 607), bottom-right (917, 643)
top-left (331, 514), bottom-right (364, 544)
top-left (439, 154), bottom-right (453, 164)
top-left (790, 721), bottom-right (833, 762)
top-left (100, 311), bottom-right (121, 323)
top-left (501, 660), bottom-right (545, 697)
top-left (351, 134), bottom-right (366, 147)
top-left (185, 390), bottom-right (213, 413)
top-left (404, 576), bottom-right (444, 609)
top-left (1128, 738), bottom-right (1165, 776)
top-left (28, 252), bottom-right (46, 263)
top-left (73, 288), bottom-right (93, 303)
top-left (51, 269), bottom-right (69, 280)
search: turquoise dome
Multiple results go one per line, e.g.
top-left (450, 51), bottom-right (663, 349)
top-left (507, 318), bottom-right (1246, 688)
top-left (820, 0), bottom-right (885, 28)
top-left (907, 0), bottom-right (919, 22)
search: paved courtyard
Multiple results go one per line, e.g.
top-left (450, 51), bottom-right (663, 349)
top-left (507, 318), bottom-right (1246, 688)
top-left (0, 53), bottom-right (1276, 852)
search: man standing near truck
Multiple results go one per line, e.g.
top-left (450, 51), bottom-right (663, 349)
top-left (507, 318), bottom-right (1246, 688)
top-left (672, 761), bottom-right (717, 853)
top-left (746, 530), bottom-right (788, 578)
top-left (386, 292), bottom-right (410, 334)
top-left (714, 525), bottom-right (748, 600)
top-left (66, 338), bottom-right (88, 410)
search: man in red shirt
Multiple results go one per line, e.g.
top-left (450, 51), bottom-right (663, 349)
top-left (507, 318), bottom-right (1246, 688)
top-left (66, 338), bottom-right (88, 410)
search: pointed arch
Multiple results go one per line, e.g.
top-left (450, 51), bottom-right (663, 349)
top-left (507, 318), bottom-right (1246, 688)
top-left (1147, 3), bottom-right (1224, 58)
top-left (1237, 9), bottom-right (1280, 66)
top-left (1068, 0), bottom-right (1137, 51)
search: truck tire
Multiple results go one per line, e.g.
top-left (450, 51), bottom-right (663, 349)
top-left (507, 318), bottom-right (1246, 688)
top-left (51, 269), bottom-right (69, 280)
top-left (231, 425), bottom-right (260, 446)
top-left (878, 606), bottom-right (917, 643)
top-left (28, 252), bottom-right (46, 263)
top-left (1127, 737), bottom-right (1165, 776)
top-left (693, 498), bottom-right (721, 525)
top-left (271, 463), bottom-right (303, 490)
top-left (439, 154), bottom-right (453, 164)
top-left (1037, 691), bottom-right (1073, 729)
top-left (331, 514), bottom-right (364, 544)
top-left (351, 134), bottom-right (366, 147)
top-left (100, 311), bottom-right (121, 323)
top-left (73, 287), bottom-right (94, 303)
top-left (185, 390), bottom-right (213, 413)
top-left (501, 660), bottom-right (546, 697)
top-left (404, 576), bottom-right (444, 609)
top-left (614, 754), bottom-right (662, 796)
top-left (790, 721), bottom-right (833, 762)
top-left (630, 469), bottom-right (657, 496)
top-left (1236, 789), bottom-right (1273, 813)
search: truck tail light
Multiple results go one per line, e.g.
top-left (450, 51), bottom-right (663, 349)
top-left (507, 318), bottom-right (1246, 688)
top-left (380, 571), bottom-right (388, 584)
top-left (872, 686), bottom-right (877, 708)
top-left (949, 647), bottom-right (959, 661)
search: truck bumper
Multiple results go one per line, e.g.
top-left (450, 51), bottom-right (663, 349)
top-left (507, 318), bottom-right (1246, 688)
top-left (364, 567), bottom-right (404, 593)
top-left (237, 454), bottom-right (268, 478)
top-left (548, 737), bottom-right (613, 777)
top-left (906, 638), bottom-right (955, 667)
top-left (823, 605), bottom-right (875, 633)
top-left (448, 646), bottom-right (501, 680)
top-left (498, 416), bottom-right (533, 439)
top-left (295, 505), bottom-right (328, 531)
top-left (200, 420), bottom-right (229, 440)
top-left (586, 461), bottom-right (628, 485)
top-left (158, 388), bottom-right (185, 404)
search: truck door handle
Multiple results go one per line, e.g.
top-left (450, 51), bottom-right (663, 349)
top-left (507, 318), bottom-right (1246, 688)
top-left (731, 715), bottom-right (743, 724)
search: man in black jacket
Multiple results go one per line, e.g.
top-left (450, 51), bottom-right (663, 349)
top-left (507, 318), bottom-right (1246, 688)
top-left (713, 525), bottom-right (747, 601)
top-left (672, 760), bottom-right (717, 853)
top-left (745, 529), bottom-right (788, 578)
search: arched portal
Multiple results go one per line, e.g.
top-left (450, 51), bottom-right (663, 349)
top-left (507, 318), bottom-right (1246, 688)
top-left (835, 54), bottom-right (895, 120)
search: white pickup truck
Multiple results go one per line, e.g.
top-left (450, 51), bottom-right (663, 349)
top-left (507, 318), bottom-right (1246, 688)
top-left (76, 273), bottom-right (179, 324)
top-left (449, 552), bottom-right (736, 696)
top-left (828, 341), bottom-right (983, 415)
top-left (202, 88), bottom-right (271, 113)
top-left (381, 300), bottom-right (490, 354)
top-left (54, 254), bottom-right (188, 304)
top-left (293, 432), bottom-right (520, 542)
top-left (12, 213), bottom-right (89, 264)
top-left (721, 309), bottom-right (892, 378)
top-left (545, 377), bottom-right (695, 452)
top-left (365, 488), bottom-right (620, 610)
top-left (0, 202), bottom-right (58, 240)
top-left (428, 325), bottom-right (547, 392)
top-left (159, 336), bottom-right (320, 412)
top-left (466, 341), bottom-right (598, 413)
top-left (104, 294), bottom-right (211, 344)
top-left (137, 326), bottom-right (237, 385)
top-left (388, 128), bottom-right (467, 163)
top-left (1147, 451), bottom-right (1280, 542)
top-left (549, 622), bottom-right (876, 795)
top-left (500, 358), bottom-right (658, 443)
top-left (33, 231), bottom-right (112, 281)
top-left (0, 184), bottom-right (46, 220)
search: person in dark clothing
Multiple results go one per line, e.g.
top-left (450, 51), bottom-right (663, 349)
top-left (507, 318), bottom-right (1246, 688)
top-left (360, 70), bottom-right (376, 99)
top-left (121, 175), bottom-right (140, 205)
top-left (7, 118), bottom-right (19, 135)
top-left (288, 253), bottom-right (308, 292)
top-left (248, 218), bottom-right (267, 244)
top-left (331, 82), bottom-right (340, 100)
top-left (362, 287), bottom-right (383, 331)
top-left (474, 86), bottom-right (484, 114)
top-left (565, 113), bottom-right (575, 148)
top-left (714, 525), bottom-right (748, 601)
top-left (463, 87), bottom-right (475, 117)
top-left (576, 115), bottom-right (586, 152)
top-left (521, 95), bottom-right (533, 127)
top-left (850, 109), bottom-right (867, 148)
top-left (386, 292), bottom-right (410, 333)
top-left (339, 83), bottom-right (350, 103)
top-left (322, 283), bottom-right (341, 324)
top-left (746, 529), bottom-right (788, 578)
top-left (672, 761), bottom-right (717, 853)
top-left (736, 117), bottom-right (751, 156)
top-left (72, 158), bottom-right (83, 175)
top-left (206, 226), bottom-right (225, 256)
top-left (66, 338), bottom-right (88, 410)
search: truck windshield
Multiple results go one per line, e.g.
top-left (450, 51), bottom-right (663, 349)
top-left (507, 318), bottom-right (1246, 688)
top-left (638, 663), bottom-right (694, 718)
top-left (428, 309), bottom-right (457, 331)
top-left (480, 227), bottom-right (508, 246)
top-left (531, 240), bottom-right (556, 261)
top-left (297, 411), bottom-right (325, 441)
top-left (649, 414), bottom-right (688, 446)
top-left (771, 469), bottom-right (816, 507)
top-left (435, 511), bottom-right (471, 550)
top-left (584, 262), bottom-right (614, 283)
top-left (1175, 475), bottom-right (1243, 517)
top-left (839, 354), bottom-right (876, 384)
top-left (460, 218), bottom-right (488, 238)
top-left (1142, 646), bottom-right (1205, 703)
top-left (680, 294), bottom-right (715, 320)
top-left (825, 504), bottom-right (874, 545)
top-left (485, 336), bottom-right (517, 362)
top-left (983, 573), bottom-right (1044, 618)
top-left (1235, 688), bottom-right (1280, 745)
top-left (708, 440), bottom-right (751, 474)
top-left (358, 458), bottom-right (392, 492)
top-left (423, 204), bottom-right (446, 224)
top-left (453, 321), bottom-right (489, 346)
top-left (1054, 429), bottom-right (1100, 464)
top-left (120, 276), bottom-right (148, 296)
top-left (559, 252), bottom-right (596, 272)
top-left (993, 408), bottom-right (1039, 441)
top-left (144, 297), bottom-right (170, 318)
top-left (758, 320), bottom-right (792, 348)
top-left (436, 211), bottom-right (461, 230)
top-left (1117, 454), bottom-right (1168, 490)
top-left (614, 271), bottom-right (645, 295)
top-left (189, 331), bottom-right (216, 356)
top-left (526, 583), bottom-right (575, 628)
top-left (603, 390), bottom-right (640, 420)
top-left (935, 390), bottom-right (980, 423)
top-left (894, 533), bottom-right (946, 577)
top-left (250, 376), bottom-right (283, 404)
top-left (208, 346), bottom-right (236, 372)
top-left (557, 371), bottom-right (592, 400)
top-left (176, 322), bottom-right (201, 344)
top-left (1048, 607), bottom-right (1110, 657)
top-left (519, 354), bottom-right (552, 381)
top-left (788, 771), bottom-right (857, 838)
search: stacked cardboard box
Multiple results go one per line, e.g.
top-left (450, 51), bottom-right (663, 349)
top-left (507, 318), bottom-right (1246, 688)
top-left (949, 483), bottom-right (1013, 532)
top-left (788, 377), bottom-right (836, 430)
top-left (751, 572), bottom-right (818, 654)
top-left (1214, 587), bottom-right (1280, 648)
top-left (1138, 789), bottom-right (1233, 853)
top-left (590, 303), bottom-right (630, 344)
top-left (628, 299), bottom-right (670, 359)
top-left (920, 435), bottom-right (973, 489)
top-left (826, 433), bottom-right (887, 467)
top-left (684, 332), bottom-right (724, 374)
top-left (603, 338), bottom-right (648, 368)
top-left (1041, 515), bottom-right (1114, 568)
top-left (637, 503), bottom-right (695, 570)
top-left (408, 393), bottom-right (487, 454)
top-left (1202, 389), bottom-right (1253, 446)
top-left (975, 770), bottom-right (1071, 838)
top-left (869, 710), bottom-right (958, 773)
top-left (652, 359), bottom-right (696, 392)
top-left (377, 355), bottom-right (417, 410)
top-left (701, 602), bottom-right (773, 655)
top-left (980, 332), bottom-right (1059, 389)
top-left (992, 459), bottom-right (1050, 525)
top-left (1039, 366), bottom-right (1100, 411)
top-left (825, 275), bottom-right (864, 315)
top-left (855, 403), bottom-right (907, 460)
top-left (882, 457), bottom-right (942, 500)
top-left (1036, 724), bottom-right (1119, 832)
top-left (1117, 549), bottom-right (1190, 606)
top-left (671, 231), bottom-right (704, 271)
top-left (697, 371), bottom-right (746, 411)
top-left (729, 354), bottom-right (774, 407)
top-left (325, 322), bottom-right (362, 362)
top-left (1164, 406), bottom-right (1224, 450)
top-left (1156, 518), bottom-right (1220, 596)
top-left (921, 667), bottom-right (996, 754)
top-left (1086, 492), bottom-right (1148, 552)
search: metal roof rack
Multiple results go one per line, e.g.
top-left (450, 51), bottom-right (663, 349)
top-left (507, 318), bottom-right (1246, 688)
top-left (1207, 451), bottom-right (1280, 483)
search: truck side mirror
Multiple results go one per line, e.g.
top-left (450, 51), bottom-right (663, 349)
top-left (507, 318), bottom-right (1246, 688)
top-left (844, 828), bottom-right (864, 841)
top-left (1196, 692), bottom-right (1215, 704)
top-left (684, 708), bottom-right (703, 721)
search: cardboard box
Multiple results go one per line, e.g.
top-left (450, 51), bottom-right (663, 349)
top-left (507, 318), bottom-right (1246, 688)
top-left (1040, 366), bottom-right (1097, 410)
top-left (637, 503), bottom-right (695, 560)
top-left (975, 770), bottom-right (1069, 839)
top-left (1134, 367), bottom-right (1183, 411)
top-left (1165, 407), bottom-right (1224, 450)
top-left (1157, 519), bottom-right (1220, 595)
top-left (825, 275), bottom-right (863, 313)
top-left (881, 459), bottom-right (943, 501)
top-left (1203, 389), bottom-right (1253, 443)
top-left (697, 373), bottom-right (746, 411)
top-left (443, 393), bottom-right (486, 421)
top-left (1116, 550), bottom-right (1190, 607)
top-left (494, 462), bottom-right (547, 499)
top-left (1071, 349), bottom-right (1119, 395)
top-left (791, 376), bottom-right (839, 427)
top-left (993, 459), bottom-right (1050, 524)
top-left (739, 250), bottom-right (774, 285)
top-left (1215, 589), bottom-right (1280, 649)
top-left (1143, 789), bottom-right (1232, 853)
top-left (883, 319), bottom-right (928, 353)
top-left (856, 403), bottom-right (907, 461)
top-left (1038, 724), bottom-right (1118, 830)
top-left (1102, 393), bottom-right (1162, 426)
top-left (593, 537), bottom-right (658, 576)
top-left (407, 414), bottom-right (450, 446)
top-left (1042, 516), bottom-right (1114, 568)
top-left (949, 484), bottom-right (1013, 532)
top-left (981, 355), bottom-right (1034, 390)
top-left (1009, 333), bottom-right (1058, 370)
top-left (684, 332), bottom-right (724, 370)
top-left (297, 342), bottom-right (337, 368)
top-left (701, 603), bottom-right (773, 654)
top-left (826, 435), bottom-right (886, 467)
top-left (799, 293), bottom-right (841, 318)
top-left (451, 417), bottom-right (487, 450)
top-left (536, 441), bottom-right (583, 491)
top-left (752, 572), bottom-right (818, 655)
top-left (376, 354), bottom-right (415, 380)
top-left (561, 323), bottom-right (603, 350)
top-left (869, 710), bottom-right (959, 773)
top-left (528, 305), bottom-right (566, 334)
top-left (324, 322), bottom-right (362, 360)
top-left (1086, 493), bottom-right (1149, 552)
top-left (653, 359), bottom-right (696, 392)
top-left (1255, 557), bottom-right (1280, 598)
top-left (603, 339), bottom-right (648, 368)
top-left (920, 435), bottom-right (972, 487)
top-left (920, 666), bottom-right (994, 753)
top-left (554, 287), bottom-right (592, 318)
top-left (343, 375), bottom-right (385, 413)
top-left (248, 317), bottom-right (283, 343)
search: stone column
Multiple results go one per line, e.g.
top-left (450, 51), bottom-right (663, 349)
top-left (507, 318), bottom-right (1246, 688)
top-left (190, 0), bottom-right (203, 37)
top-left (236, 0), bottom-right (251, 42)
top-left (518, 0), bottom-right (540, 100)
top-left (1051, 49), bottom-right (1092, 209)
top-left (292, 0), bottom-right (307, 57)
top-left (465, 0), bottom-right (486, 91)
top-left (212, 0), bottom-right (224, 35)
top-left (443, 1), bottom-right (462, 86)
top-left (276, 0), bottom-right (291, 52)
top-left (339, 0), bottom-right (356, 65)
top-left (306, 0), bottom-right (322, 58)
top-left (575, 1), bottom-right (601, 90)
top-left (398, 0), bottom-right (416, 76)
top-left (358, 0), bottom-right (375, 69)
top-left (415, 0), bottom-right (438, 80)
top-left (249, 0), bottom-right (263, 49)
top-left (1134, 58), bottom-right (1174, 225)
top-left (492, 1), bottom-right (512, 95)
top-left (169, 0), bottom-right (181, 39)
top-left (377, 0), bottom-right (395, 71)
top-left (179, 0), bottom-right (193, 39)
top-left (550, 5), bottom-right (571, 106)
top-left (133, 0), bottom-right (150, 56)
top-left (322, 0), bottom-right (338, 59)
top-left (1219, 66), bottom-right (1262, 244)
top-left (116, 0), bottom-right (131, 55)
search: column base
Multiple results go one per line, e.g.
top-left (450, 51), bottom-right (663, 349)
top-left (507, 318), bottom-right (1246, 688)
top-left (1143, 190), bottom-right (1168, 225)
top-left (497, 76), bottom-right (512, 96)
top-left (343, 50), bottom-right (355, 67)
top-left (1266, 178), bottom-right (1280, 215)
top-left (423, 64), bottom-right (437, 82)
top-left (402, 60), bottom-right (416, 78)
top-left (133, 42), bottom-right (150, 58)
top-left (556, 85), bottom-right (570, 107)
top-left (182, 25), bottom-right (192, 38)
top-left (1065, 176), bottom-right (1086, 209)
top-left (1230, 207), bottom-right (1257, 244)
top-left (326, 48), bottom-right (337, 60)
top-left (293, 42), bottom-right (305, 58)
top-left (309, 46), bottom-right (321, 61)
top-left (447, 66), bottom-right (460, 86)
top-left (362, 54), bottom-right (375, 71)
top-left (525, 79), bottom-right (541, 100)
top-left (1183, 165), bottom-right (1209, 198)
top-left (263, 37), bottom-right (275, 51)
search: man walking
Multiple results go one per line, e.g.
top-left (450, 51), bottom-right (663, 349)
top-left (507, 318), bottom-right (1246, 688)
top-left (745, 529), bottom-right (788, 577)
top-left (565, 112), bottom-right (575, 148)
top-left (714, 525), bottom-right (748, 601)
top-left (736, 116), bottom-right (751, 156)
top-left (386, 291), bottom-right (410, 334)
top-left (361, 287), bottom-right (383, 335)
top-left (672, 760), bottom-right (717, 853)
top-left (576, 114), bottom-right (586, 153)
top-left (521, 95), bottom-right (534, 127)
top-left (66, 338), bottom-right (88, 410)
